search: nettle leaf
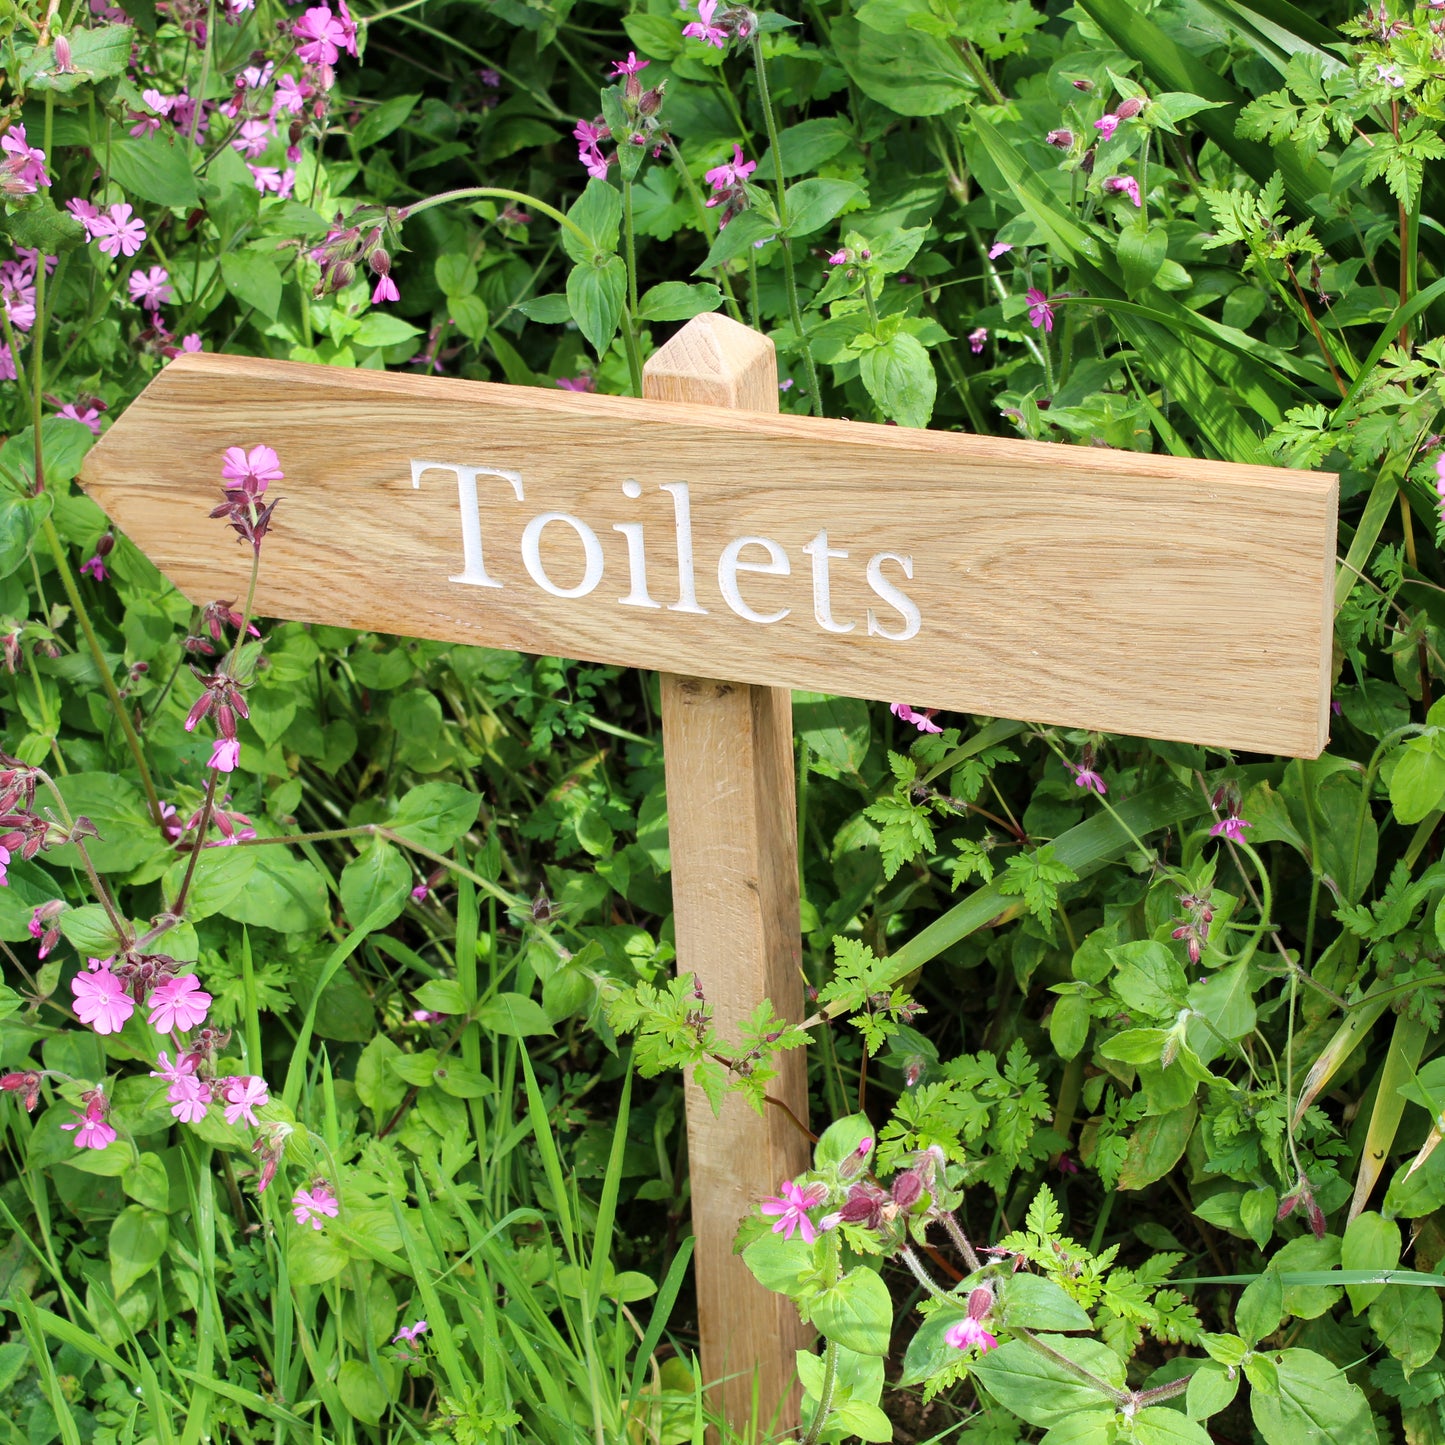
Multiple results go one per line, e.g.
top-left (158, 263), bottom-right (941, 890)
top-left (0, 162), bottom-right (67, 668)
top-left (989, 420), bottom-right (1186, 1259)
top-left (858, 331), bottom-right (937, 428)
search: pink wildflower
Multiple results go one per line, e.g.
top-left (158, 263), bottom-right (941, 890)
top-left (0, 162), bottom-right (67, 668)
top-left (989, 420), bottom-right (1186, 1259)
top-left (611, 52), bottom-right (650, 76)
top-left (272, 74), bottom-right (310, 116)
top-left (1066, 761), bottom-right (1107, 795)
top-left (827, 249), bottom-right (848, 265)
top-left (292, 5), bottom-right (353, 65)
top-left (71, 964), bottom-right (136, 1035)
top-left (182, 334), bottom-right (203, 352)
top-left (221, 444), bottom-right (284, 492)
top-left (142, 88), bottom-right (175, 118)
top-left (128, 265), bottom-right (173, 309)
top-left (232, 118), bottom-right (274, 159)
top-left (1025, 288), bottom-right (1055, 332)
top-left (988, 241), bottom-right (1013, 259)
top-left (1094, 113), bottom-right (1119, 141)
top-left (221, 1074), bottom-right (270, 1126)
top-left (80, 555), bottom-right (109, 582)
top-left (293, 1181), bottom-right (340, 1229)
top-left (1, 125), bottom-right (50, 194)
top-left (759, 1180), bottom-right (828, 1244)
top-left (168, 1074), bottom-right (211, 1123)
top-left (944, 1316), bottom-right (999, 1354)
top-left (61, 1091), bottom-right (116, 1150)
top-left (0, 346), bottom-right (14, 382)
top-left (93, 203), bottom-right (147, 258)
top-left (682, 0), bottom-right (729, 47)
top-left (555, 375), bottom-right (595, 392)
top-left (968, 326), bottom-right (987, 353)
top-left (66, 198), bottom-right (104, 238)
top-left (704, 143), bottom-right (756, 194)
top-left (393, 1320), bottom-right (429, 1345)
top-left (1209, 815), bottom-right (1252, 843)
top-left (57, 403), bottom-right (104, 435)
top-left (371, 274), bottom-right (399, 304)
top-left (150, 1050), bottom-right (196, 1084)
top-left (210, 737), bottom-right (241, 772)
top-left (148, 973), bottom-right (213, 1033)
top-left (890, 702), bottom-right (943, 734)
top-left (1103, 175), bottom-right (1141, 206)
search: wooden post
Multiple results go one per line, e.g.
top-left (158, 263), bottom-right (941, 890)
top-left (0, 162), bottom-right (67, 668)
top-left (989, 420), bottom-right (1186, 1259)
top-left (644, 315), bottom-right (812, 1431)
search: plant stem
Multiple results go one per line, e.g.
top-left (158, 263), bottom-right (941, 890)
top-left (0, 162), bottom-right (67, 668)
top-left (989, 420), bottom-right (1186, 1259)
top-left (750, 33), bottom-right (822, 416)
top-left (899, 1244), bottom-right (956, 1301)
top-left (40, 517), bottom-right (163, 825)
top-left (622, 174), bottom-right (644, 397)
top-left (801, 1339), bottom-right (839, 1445)
top-left (937, 1209), bottom-right (981, 1273)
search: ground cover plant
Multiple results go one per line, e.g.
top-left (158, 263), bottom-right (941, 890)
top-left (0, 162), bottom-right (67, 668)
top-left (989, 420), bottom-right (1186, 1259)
top-left (7, 0), bottom-right (1445, 1440)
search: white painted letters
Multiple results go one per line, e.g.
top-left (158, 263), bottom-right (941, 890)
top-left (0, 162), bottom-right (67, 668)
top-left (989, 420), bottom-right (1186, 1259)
top-left (613, 479), bottom-right (661, 609)
top-left (412, 460), bottom-right (924, 641)
top-left (801, 529), bottom-right (854, 635)
top-left (522, 512), bottom-right (605, 599)
top-left (660, 482), bottom-right (708, 616)
top-left (410, 460), bottom-right (523, 588)
top-left (866, 552), bottom-right (922, 641)
top-left (719, 537), bottom-right (791, 625)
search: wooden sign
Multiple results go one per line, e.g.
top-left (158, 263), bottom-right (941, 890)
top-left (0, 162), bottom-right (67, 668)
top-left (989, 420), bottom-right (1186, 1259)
top-left (81, 335), bottom-right (1337, 759)
top-left (80, 313), bottom-right (1338, 1432)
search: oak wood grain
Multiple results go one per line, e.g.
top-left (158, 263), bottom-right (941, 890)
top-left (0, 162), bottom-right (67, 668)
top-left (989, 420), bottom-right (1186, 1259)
top-left (648, 315), bottom-right (811, 1433)
top-left (80, 329), bottom-right (1337, 756)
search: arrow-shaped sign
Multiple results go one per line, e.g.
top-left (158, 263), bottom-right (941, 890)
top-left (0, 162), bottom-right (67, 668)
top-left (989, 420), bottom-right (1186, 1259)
top-left (80, 346), bottom-right (1336, 757)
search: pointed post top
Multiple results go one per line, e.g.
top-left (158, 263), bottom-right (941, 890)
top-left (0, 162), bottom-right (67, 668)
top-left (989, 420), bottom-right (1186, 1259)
top-left (643, 312), bottom-right (777, 413)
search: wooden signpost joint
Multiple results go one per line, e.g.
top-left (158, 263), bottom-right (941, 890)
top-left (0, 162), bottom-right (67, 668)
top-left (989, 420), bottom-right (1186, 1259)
top-left (81, 312), bottom-right (1339, 1432)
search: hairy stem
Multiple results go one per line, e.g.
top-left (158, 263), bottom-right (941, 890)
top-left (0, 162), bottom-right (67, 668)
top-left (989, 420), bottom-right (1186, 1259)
top-left (800, 1339), bottom-right (839, 1445)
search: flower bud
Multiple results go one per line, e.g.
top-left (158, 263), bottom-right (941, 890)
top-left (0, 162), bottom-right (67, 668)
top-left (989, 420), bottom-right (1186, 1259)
top-left (967, 1284), bottom-right (995, 1321)
top-left (1071, 77), bottom-right (1094, 90)
top-left (839, 1135), bottom-right (874, 1180)
top-left (1114, 95), bottom-right (1147, 119)
top-left (1046, 129), bottom-right (1074, 148)
top-left (638, 85), bottom-right (665, 117)
top-left (369, 248), bottom-right (391, 277)
top-left (891, 1169), bottom-right (924, 1209)
top-left (54, 35), bottom-right (74, 73)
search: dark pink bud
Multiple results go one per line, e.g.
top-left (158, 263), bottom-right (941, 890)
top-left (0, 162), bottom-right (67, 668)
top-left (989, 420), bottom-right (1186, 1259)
top-left (1114, 96), bottom-right (1146, 119)
top-left (1071, 77), bottom-right (1094, 90)
top-left (1046, 129), bottom-right (1074, 148)
top-left (967, 1284), bottom-right (995, 1320)
top-left (891, 1170), bottom-right (924, 1209)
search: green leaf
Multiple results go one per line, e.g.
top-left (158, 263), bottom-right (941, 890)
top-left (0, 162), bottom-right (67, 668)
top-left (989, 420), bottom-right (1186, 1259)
top-left (1109, 940), bottom-right (1189, 1018)
top-left (743, 1231), bottom-right (818, 1294)
top-left (621, 12), bottom-right (684, 59)
top-left (353, 313), bottom-right (422, 348)
top-left (388, 781), bottom-right (480, 853)
top-left (562, 178), bottom-right (623, 265)
top-left (1186, 1359), bottom-right (1240, 1420)
top-left (636, 281), bottom-right (724, 322)
top-left (1389, 739), bottom-right (1445, 825)
top-left (858, 331), bottom-right (936, 428)
top-left (811, 1267), bottom-right (892, 1355)
top-left (1249, 1347), bottom-right (1378, 1445)
top-left (434, 253), bottom-right (477, 298)
top-left (1000, 1273), bottom-right (1092, 1332)
top-left (475, 992), bottom-right (555, 1038)
top-left (26, 24), bottom-right (131, 90)
top-left (121, 1154), bottom-right (170, 1214)
top-left (971, 1336), bottom-right (1125, 1429)
top-left (832, 11), bottom-right (975, 115)
top-left (0, 195), bottom-right (86, 254)
top-left (1119, 223), bottom-right (1168, 296)
top-left (1236, 1269), bottom-right (1284, 1346)
top-left (47, 774), bottom-right (168, 874)
top-left (1369, 1283), bottom-right (1442, 1371)
top-left (224, 850), bottom-right (329, 934)
top-left (220, 250), bottom-right (282, 321)
top-left (0, 494), bottom-right (38, 580)
top-left (336, 1359), bottom-right (392, 1426)
top-left (1341, 1212), bottom-right (1400, 1313)
top-left (695, 209), bottom-right (777, 272)
top-left (567, 256), bottom-right (627, 358)
top-left (413, 979), bottom-right (467, 1014)
top-left (449, 294), bottom-right (489, 342)
top-left (1116, 1102), bottom-right (1198, 1190)
top-left (517, 293), bottom-right (572, 323)
top-left (287, 1224), bottom-right (349, 1286)
top-left (1239, 1186), bottom-right (1278, 1250)
top-left (110, 1206), bottom-right (168, 1298)
top-left (794, 693), bottom-right (871, 774)
top-left (352, 93), bottom-right (420, 149)
top-left (58, 904), bottom-right (125, 958)
top-left (340, 839), bottom-right (411, 930)
top-left (105, 132), bottom-right (199, 209)
top-left (755, 118), bottom-right (853, 181)
top-left (784, 179), bottom-right (864, 238)
top-left (1133, 1410), bottom-right (1214, 1445)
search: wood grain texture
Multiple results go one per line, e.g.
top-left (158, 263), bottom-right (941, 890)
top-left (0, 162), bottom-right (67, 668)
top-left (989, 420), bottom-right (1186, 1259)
top-left (79, 329), bottom-right (1337, 755)
top-left (647, 318), bottom-right (811, 1432)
